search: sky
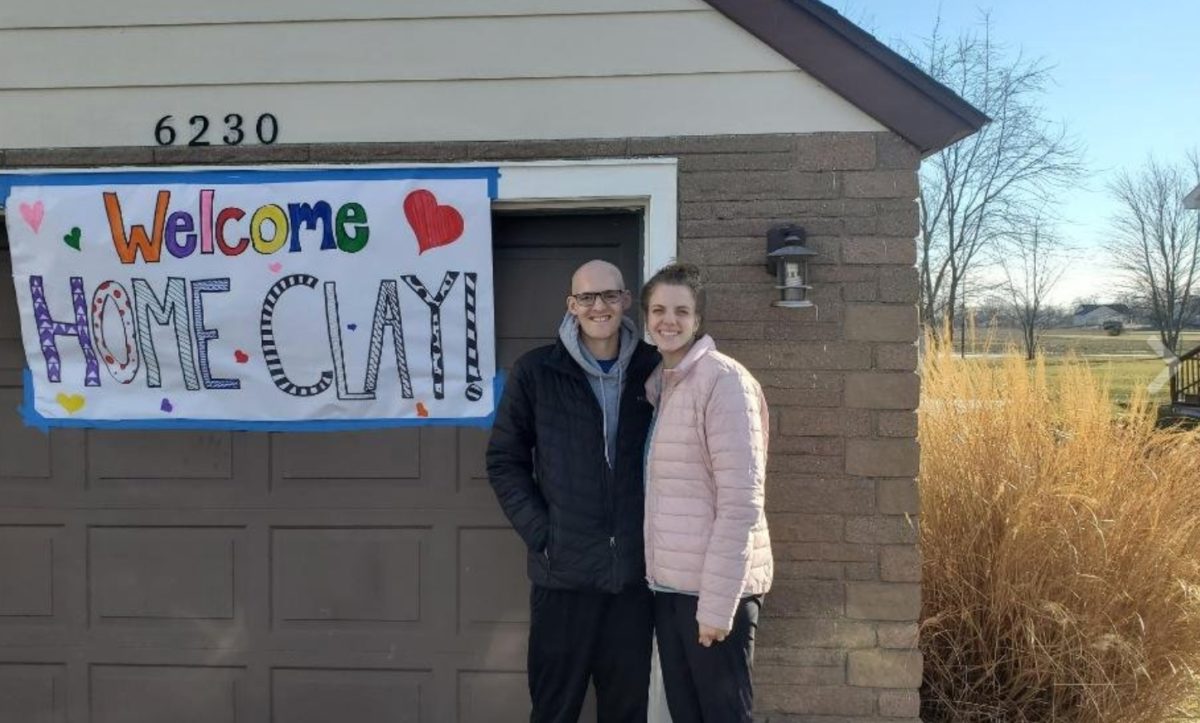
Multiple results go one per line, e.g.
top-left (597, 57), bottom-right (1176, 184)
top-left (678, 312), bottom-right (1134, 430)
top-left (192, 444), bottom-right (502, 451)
top-left (826, 0), bottom-right (1200, 306)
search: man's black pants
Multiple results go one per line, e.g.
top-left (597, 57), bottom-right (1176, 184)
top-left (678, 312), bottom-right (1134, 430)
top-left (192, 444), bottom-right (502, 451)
top-left (527, 583), bottom-right (653, 723)
top-left (653, 592), bottom-right (761, 723)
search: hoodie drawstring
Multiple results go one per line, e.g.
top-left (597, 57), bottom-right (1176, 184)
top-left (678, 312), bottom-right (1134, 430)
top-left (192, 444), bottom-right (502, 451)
top-left (556, 312), bottom-right (635, 471)
top-left (598, 364), bottom-right (623, 468)
top-left (601, 371), bottom-right (612, 468)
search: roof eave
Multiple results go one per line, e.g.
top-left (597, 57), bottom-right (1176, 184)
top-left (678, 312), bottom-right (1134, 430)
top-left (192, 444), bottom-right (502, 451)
top-left (702, 0), bottom-right (989, 157)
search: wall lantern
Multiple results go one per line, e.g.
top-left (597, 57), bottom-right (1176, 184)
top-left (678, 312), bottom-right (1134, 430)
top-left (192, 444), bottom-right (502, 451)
top-left (766, 224), bottom-right (817, 308)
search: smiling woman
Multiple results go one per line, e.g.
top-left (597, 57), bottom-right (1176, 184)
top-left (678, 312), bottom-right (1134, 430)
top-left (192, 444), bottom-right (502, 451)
top-left (639, 262), bottom-right (772, 723)
top-left (643, 267), bottom-right (704, 369)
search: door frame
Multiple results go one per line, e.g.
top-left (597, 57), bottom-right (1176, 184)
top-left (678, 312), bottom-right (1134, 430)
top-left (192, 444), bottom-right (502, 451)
top-left (491, 158), bottom-right (677, 284)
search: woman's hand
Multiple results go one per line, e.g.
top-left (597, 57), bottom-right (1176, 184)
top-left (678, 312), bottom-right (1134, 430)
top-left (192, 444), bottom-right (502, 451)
top-left (698, 624), bottom-right (729, 647)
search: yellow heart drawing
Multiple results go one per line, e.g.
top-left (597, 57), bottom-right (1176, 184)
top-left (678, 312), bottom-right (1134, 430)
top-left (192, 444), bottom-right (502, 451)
top-left (55, 392), bottom-right (85, 414)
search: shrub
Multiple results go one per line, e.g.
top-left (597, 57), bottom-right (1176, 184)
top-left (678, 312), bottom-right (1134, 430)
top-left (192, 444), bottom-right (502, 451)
top-left (919, 337), bottom-right (1200, 722)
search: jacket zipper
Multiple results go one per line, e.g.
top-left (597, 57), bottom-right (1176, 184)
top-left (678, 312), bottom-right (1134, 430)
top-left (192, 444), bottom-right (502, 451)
top-left (644, 404), bottom-right (657, 586)
top-left (606, 441), bottom-right (618, 589)
top-left (610, 355), bottom-right (649, 591)
top-left (644, 374), bottom-right (673, 588)
top-left (571, 361), bottom-right (619, 589)
top-left (606, 360), bottom-right (640, 590)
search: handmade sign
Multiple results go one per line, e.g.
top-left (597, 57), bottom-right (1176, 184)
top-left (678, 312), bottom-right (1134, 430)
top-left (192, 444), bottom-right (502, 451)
top-left (2, 167), bottom-right (500, 430)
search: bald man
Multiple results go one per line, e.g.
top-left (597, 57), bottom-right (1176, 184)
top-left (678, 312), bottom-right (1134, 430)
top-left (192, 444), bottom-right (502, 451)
top-left (487, 260), bottom-right (660, 722)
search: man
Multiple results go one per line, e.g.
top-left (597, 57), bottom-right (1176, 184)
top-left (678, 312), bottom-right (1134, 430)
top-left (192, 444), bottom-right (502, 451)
top-left (487, 260), bottom-right (660, 723)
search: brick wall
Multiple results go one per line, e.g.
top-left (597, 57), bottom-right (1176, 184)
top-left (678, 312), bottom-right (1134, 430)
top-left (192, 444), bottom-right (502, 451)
top-left (653, 133), bottom-right (923, 723)
top-left (2, 132), bottom-right (924, 721)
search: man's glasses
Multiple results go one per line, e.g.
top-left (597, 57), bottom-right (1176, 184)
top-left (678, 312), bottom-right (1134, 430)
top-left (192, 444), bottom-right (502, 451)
top-left (571, 289), bottom-right (627, 306)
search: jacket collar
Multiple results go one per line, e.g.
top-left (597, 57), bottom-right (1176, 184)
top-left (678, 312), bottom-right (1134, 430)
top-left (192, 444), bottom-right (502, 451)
top-left (545, 339), bottom-right (585, 377)
top-left (546, 336), bottom-right (658, 381)
top-left (660, 335), bottom-right (716, 386)
top-left (557, 313), bottom-right (640, 379)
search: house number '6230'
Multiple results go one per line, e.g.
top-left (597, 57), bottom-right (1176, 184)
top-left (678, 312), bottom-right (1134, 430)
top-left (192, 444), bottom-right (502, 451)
top-left (154, 114), bottom-right (280, 146)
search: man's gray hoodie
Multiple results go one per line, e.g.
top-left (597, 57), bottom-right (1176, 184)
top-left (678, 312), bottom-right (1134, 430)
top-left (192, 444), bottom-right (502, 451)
top-left (558, 312), bottom-right (639, 468)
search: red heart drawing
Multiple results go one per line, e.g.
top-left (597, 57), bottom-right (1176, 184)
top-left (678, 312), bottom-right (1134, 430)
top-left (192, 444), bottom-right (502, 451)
top-left (234, 350), bottom-right (249, 364)
top-left (20, 201), bottom-right (45, 233)
top-left (404, 190), bottom-right (464, 254)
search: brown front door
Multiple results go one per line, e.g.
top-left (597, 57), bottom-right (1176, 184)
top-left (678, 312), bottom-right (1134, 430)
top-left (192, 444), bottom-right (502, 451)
top-left (0, 209), bottom-right (642, 723)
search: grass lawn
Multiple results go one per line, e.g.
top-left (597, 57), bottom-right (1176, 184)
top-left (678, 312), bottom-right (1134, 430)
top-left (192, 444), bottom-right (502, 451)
top-left (957, 327), bottom-right (1200, 405)
top-left (962, 327), bottom-right (1200, 356)
top-left (1043, 356), bottom-right (1173, 403)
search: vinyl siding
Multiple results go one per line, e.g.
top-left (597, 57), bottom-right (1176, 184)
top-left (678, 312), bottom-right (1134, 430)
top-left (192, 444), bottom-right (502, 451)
top-left (0, 1), bottom-right (883, 149)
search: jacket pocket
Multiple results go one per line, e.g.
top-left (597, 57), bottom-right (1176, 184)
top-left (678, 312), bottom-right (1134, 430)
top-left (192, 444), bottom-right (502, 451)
top-left (542, 515), bottom-right (557, 570)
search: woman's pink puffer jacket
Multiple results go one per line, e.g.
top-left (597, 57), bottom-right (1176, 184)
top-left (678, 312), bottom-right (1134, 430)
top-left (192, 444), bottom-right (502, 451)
top-left (645, 335), bottom-right (772, 631)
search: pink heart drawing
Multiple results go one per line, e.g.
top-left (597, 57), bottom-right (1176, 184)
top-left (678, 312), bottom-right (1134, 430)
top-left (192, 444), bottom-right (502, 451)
top-left (20, 201), bottom-right (45, 233)
top-left (268, 262), bottom-right (283, 273)
top-left (404, 190), bottom-right (464, 254)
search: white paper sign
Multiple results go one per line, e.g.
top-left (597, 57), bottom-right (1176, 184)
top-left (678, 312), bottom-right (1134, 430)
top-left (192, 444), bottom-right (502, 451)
top-left (2, 167), bottom-right (499, 430)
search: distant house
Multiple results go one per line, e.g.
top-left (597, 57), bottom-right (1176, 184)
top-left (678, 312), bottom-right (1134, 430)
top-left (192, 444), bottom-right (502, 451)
top-left (1185, 184), bottom-right (1200, 210)
top-left (1073, 304), bottom-right (1133, 327)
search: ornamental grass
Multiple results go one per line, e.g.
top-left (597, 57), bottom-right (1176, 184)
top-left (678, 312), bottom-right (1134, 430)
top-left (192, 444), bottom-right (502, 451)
top-left (919, 337), bottom-right (1200, 722)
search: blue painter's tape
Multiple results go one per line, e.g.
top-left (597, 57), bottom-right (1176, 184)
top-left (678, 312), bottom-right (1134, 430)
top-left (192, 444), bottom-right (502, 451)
top-left (0, 166), bottom-right (501, 205)
top-left (20, 367), bottom-right (505, 433)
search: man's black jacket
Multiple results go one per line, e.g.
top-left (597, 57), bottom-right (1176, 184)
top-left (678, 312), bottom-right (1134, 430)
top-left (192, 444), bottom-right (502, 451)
top-left (486, 338), bottom-right (659, 593)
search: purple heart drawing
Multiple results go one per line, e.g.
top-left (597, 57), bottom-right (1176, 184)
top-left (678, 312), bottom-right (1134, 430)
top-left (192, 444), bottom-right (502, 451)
top-left (160, 398), bottom-right (174, 413)
top-left (347, 323), bottom-right (358, 331)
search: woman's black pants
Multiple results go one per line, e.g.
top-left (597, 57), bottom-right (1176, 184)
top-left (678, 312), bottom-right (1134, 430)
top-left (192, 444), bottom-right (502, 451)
top-left (653, 592), bottom-right (761, 723)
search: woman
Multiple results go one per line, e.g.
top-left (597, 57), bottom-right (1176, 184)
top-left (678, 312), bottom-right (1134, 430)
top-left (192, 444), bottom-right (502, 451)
top-left (641, 262), bottom-right (772, 722)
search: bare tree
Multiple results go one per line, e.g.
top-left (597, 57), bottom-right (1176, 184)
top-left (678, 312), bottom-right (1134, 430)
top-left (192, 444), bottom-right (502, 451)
top-left (1040, 303), bottom-right (1074, 329)
top-left (1109, 153), bottom-right (1200, 354)
top-left (998, 218), bottom-right (1069, 359)
top-left (909, 15), bottom-right (1083, 338)
top-left (1112, 290), bottom-right (1154, 327)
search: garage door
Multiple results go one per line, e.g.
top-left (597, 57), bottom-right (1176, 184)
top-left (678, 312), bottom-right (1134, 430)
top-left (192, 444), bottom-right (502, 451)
top-left (0, 209), bottom-right (642, 723)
